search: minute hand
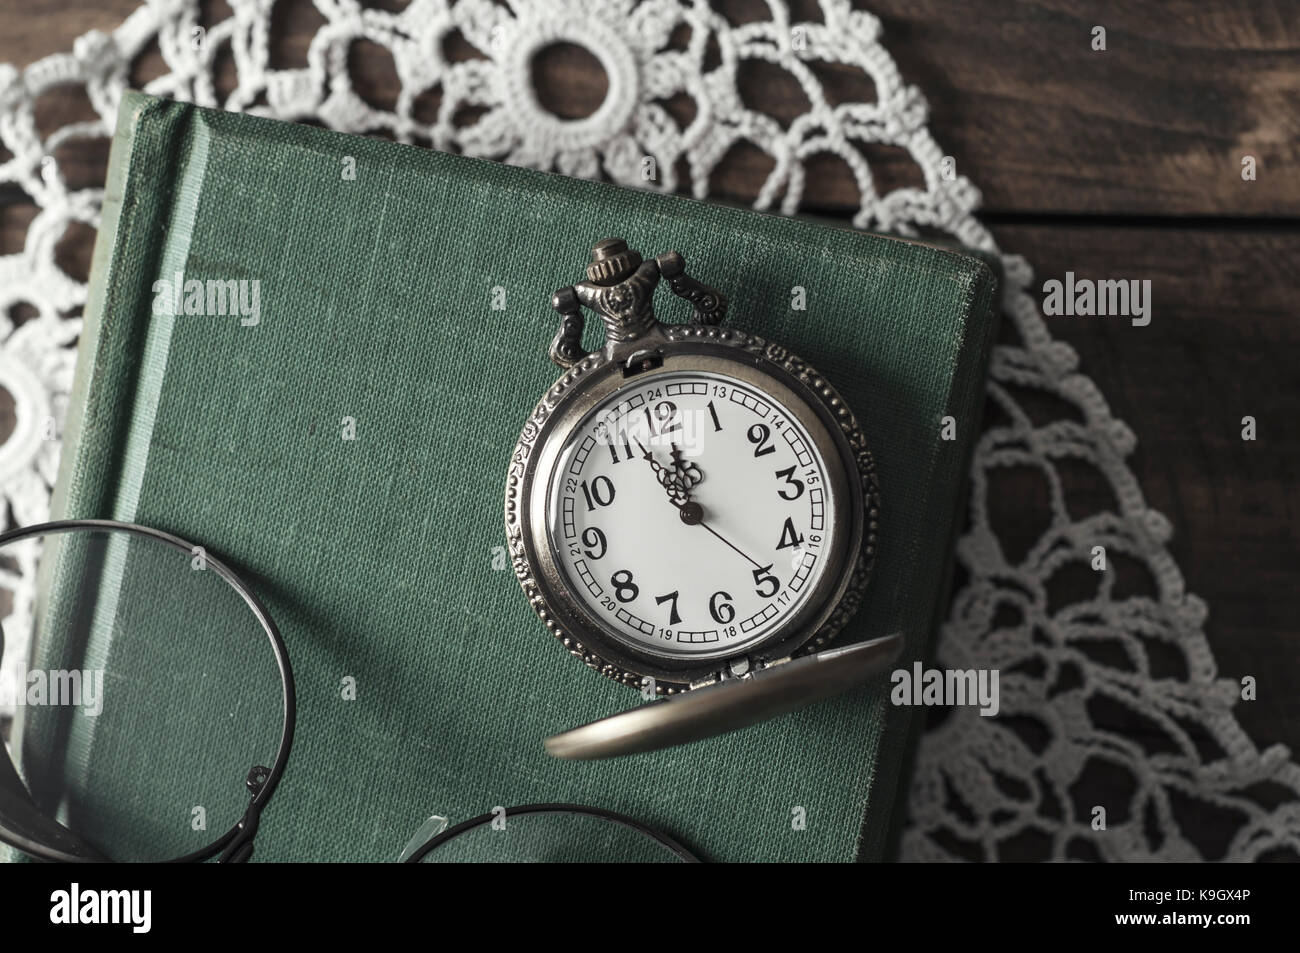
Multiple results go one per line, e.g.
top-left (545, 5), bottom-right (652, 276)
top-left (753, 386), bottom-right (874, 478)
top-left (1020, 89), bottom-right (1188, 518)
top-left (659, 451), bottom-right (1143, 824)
top-left (696, 518), bottom-right (764, 570)
top-left (640, 440), bottom-right (763, 569)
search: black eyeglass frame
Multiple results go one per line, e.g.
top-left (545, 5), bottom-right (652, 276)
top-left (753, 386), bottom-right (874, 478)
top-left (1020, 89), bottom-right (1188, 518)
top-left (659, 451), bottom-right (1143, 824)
top-left (402, 802), bottom-right (701, 863)
top-left (0, 518), bottom-right (296, 863)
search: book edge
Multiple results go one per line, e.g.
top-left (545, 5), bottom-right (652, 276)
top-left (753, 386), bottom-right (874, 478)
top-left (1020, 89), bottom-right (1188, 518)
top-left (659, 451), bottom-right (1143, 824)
top-left (853, 258), bottom-right (1002, 861)
top-left (51, 90), bottom-right (161, 522)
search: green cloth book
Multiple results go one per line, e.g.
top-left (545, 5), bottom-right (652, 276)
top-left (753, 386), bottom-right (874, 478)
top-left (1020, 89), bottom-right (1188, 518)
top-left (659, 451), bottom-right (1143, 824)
top-left (19, 91), bottom-right (997, 862)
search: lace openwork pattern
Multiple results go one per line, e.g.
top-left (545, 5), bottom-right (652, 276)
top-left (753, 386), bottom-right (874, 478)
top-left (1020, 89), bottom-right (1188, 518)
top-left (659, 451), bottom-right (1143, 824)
top-left (1, 0), bottom-right (1296, 861)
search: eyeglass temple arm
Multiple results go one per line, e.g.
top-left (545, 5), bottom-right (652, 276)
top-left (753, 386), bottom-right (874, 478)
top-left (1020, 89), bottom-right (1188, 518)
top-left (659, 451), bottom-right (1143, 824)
top-left (217, 764), bottom-right (272, 863)
top-left (0, 740), bottom-right (108, 862)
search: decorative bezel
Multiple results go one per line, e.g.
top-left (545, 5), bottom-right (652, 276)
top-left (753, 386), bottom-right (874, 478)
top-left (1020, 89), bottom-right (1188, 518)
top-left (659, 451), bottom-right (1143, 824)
top-left (504, 323), bottom-right (880, 694)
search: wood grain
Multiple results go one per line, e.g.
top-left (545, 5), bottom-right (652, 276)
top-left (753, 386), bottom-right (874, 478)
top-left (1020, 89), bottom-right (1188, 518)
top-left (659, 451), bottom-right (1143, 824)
top-left (4, 1), bottom-right (1296, 217)
top-left (988, 222), bottom-right (1300, 763)
top-left (848, 0), bottom-right (1300, 217)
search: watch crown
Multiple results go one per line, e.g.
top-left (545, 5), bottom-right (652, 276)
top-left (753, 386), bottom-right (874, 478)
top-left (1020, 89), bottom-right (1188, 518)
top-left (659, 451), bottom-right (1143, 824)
top-left (586, 237), bottom-right (642, 285)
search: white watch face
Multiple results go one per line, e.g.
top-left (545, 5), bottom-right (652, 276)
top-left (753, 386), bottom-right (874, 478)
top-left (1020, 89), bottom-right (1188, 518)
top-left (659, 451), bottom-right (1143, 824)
top-left (546, 369), bottom-right (841, 661)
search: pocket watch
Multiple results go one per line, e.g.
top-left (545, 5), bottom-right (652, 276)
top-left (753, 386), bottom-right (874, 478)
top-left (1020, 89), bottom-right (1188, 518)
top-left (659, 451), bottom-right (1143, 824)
top-left (504, 239), bottom-right (898, 758)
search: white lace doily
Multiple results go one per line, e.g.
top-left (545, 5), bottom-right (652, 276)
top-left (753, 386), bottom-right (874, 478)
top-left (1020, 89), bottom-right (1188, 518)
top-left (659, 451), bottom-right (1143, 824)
top-left (1, 0), bottom-right (1296, 861)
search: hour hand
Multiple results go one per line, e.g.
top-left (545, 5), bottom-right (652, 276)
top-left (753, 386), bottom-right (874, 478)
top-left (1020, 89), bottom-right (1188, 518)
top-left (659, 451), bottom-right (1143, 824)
top-left (668, 443), bottom-right (703, 491)
top-left (635, 438), bottom-right (690, 507)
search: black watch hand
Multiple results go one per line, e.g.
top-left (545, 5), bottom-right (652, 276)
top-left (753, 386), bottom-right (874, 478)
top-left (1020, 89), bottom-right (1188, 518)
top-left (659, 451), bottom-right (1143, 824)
top-left (696, 519), bottom-right (764, 570)
top-left (668, 442), bottom-right (703, 492)
top-left (636, 439), bottom-right (757, 569)
top-left (664, 445), bottom-right (761, 567)
top-left (635, 438), bottom-right (691, 507)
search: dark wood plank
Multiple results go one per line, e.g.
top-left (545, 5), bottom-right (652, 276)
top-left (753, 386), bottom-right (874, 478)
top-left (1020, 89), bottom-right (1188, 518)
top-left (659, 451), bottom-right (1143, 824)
top-left (987, 222), bottom-right (1300, 760)
top-left (707, 0), bottom-right (1300, 216)
top-left (6, 1), bottom-right (1295, 217)
top-left (867, 0), bottom-right (1300, 217)
top-left (0, 0), bottom-right (140, 65)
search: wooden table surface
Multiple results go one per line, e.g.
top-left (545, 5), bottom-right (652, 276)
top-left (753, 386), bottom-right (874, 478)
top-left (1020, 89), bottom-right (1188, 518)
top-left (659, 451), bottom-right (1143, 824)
top-left (2, 0), bottom-right (1297, 828)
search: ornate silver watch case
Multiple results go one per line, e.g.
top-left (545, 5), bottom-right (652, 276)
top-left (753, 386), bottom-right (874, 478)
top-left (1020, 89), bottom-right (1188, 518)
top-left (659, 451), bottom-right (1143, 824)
top-left (504, 239), bottom-right (895, 757)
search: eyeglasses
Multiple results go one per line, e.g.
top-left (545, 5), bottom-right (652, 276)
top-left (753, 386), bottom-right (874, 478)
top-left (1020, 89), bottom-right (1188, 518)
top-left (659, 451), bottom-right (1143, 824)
top-left (0, 523), bottom-right (697, 864)
top-left (399, 803), bottom-right (700, 863)
top-left (0, 519), bottom-right (295, 862)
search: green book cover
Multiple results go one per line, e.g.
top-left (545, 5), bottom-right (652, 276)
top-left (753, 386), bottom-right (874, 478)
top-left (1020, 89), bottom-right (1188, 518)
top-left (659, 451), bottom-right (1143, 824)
top-left (19, 91), bottom-right (996, 862)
